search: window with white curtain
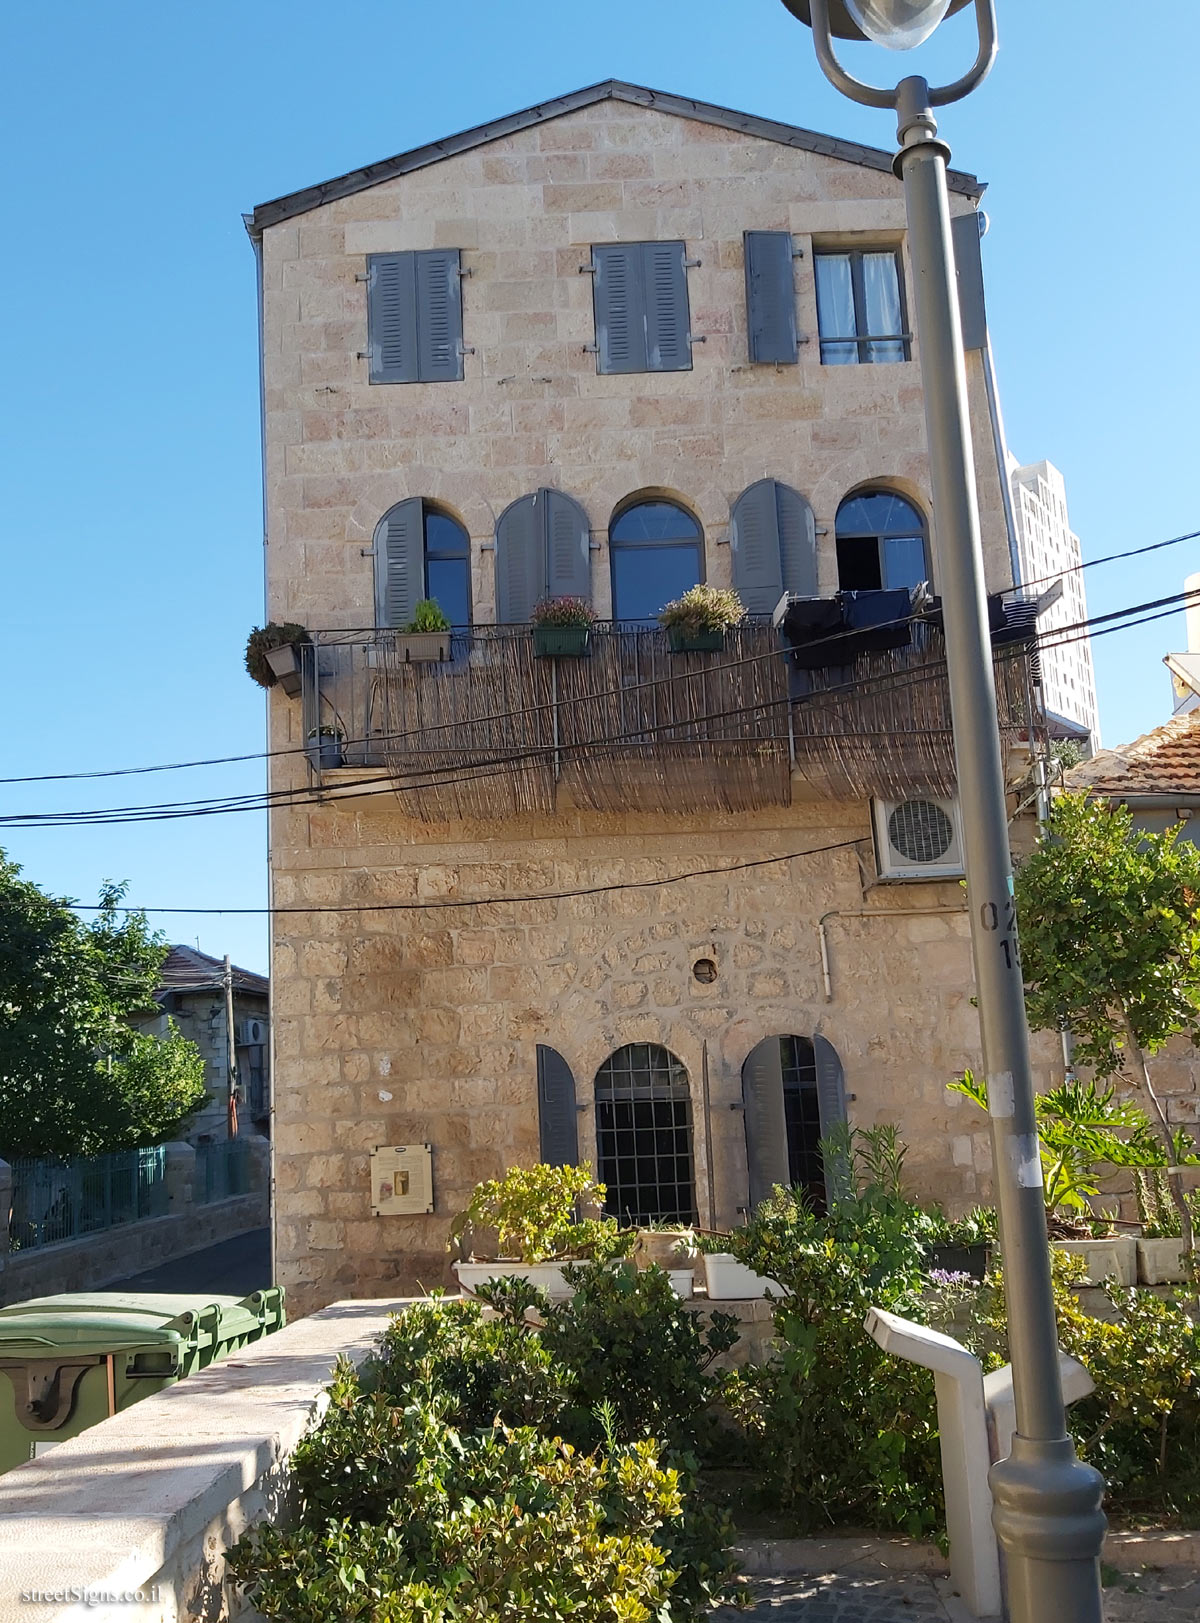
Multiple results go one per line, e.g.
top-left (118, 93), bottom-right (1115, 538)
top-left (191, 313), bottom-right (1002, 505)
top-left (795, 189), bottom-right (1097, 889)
top-left (814, 249), bottom-right (909, 365)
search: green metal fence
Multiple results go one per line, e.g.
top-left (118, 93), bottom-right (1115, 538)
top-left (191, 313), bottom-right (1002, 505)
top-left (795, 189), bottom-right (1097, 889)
top-left (196, 1138), bottom-right (251, 1205)
top-left (8, 1147), bottom-right (169, 1253)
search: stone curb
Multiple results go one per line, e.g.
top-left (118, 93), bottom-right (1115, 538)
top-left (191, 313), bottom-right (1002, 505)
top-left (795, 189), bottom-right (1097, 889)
top-left (734, 1529), bottom-right (1200, 1578)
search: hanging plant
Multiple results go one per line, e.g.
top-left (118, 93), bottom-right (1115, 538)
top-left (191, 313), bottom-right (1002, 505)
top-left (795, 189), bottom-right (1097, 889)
top-left (245, 623), bottom-right (310, 692)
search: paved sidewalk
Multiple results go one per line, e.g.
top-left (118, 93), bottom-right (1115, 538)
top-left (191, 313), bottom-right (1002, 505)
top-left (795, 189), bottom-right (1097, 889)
top-left (714, 1565), bottom-right (1200, 1621)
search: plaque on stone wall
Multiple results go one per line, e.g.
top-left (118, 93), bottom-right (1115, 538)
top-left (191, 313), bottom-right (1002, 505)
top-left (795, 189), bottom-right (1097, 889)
top-left (370, 1144), bottom-right (434, 1215)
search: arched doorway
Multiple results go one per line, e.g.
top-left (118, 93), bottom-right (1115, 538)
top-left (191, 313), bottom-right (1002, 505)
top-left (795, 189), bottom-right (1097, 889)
top-left (741, 1034), bottom-right (847, 1212)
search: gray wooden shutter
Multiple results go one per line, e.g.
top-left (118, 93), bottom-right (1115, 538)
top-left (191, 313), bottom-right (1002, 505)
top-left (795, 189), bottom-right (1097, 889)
top-left (951, 213), bottom-right (988, 352)
top-left (543, 490), bottom-right (591, 601)
top-left (374, 499), bottom-right (424, 629)
top-left (416, 249), bottom-right (464, 382)
top-left (644, 241), bottom-right (692, 372)
top-left (731, 481), bottom-right (786, 614)
top-left (745, 232), bottom-right (798, 364)
top-left (537, 1044), bottom-right (579, 1167)
top-left (776, 483), bottom-right (818, 598)
top-left (495, 495), bottom-right (542, 624)
top-left (367, 253), bottom-right (418, 384)
top-left (592, 245), bottom-right (646, 374)
top-left (813, 1035), bottom-right (851, 1205)
top-left (742, 1037), bottom-right (790, 1211)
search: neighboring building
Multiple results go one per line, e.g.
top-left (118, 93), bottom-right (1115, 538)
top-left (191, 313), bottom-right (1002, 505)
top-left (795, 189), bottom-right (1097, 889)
top-left (133, 947), bottom-right (271, 1142)
top-left (1008, 457), bottom-right (1099, 748)
top-left (1164, 571), bottom-right (1200, 716)
top-left (246, 80), bottom-right (1052, 1313)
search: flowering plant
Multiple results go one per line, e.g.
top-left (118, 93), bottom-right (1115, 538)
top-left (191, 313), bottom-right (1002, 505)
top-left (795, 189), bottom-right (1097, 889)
top-left (530, 596), bottom-right (596, 629)
top-left (658, 585), bottom-right (745, 634)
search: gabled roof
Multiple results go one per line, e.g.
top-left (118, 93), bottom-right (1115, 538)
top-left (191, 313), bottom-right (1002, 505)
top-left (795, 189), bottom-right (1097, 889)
top-left (1065, 708), bottom-right (1200, 801)
top-left (246, 78), bottom-right (984, 236)
top-left (159, 946), bottom-right (269, 999)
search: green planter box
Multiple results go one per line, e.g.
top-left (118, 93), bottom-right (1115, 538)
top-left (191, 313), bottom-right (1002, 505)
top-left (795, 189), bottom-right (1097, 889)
top-left (532, 625), bottom-right (591, 658)
top-left (667, 626), bottom-right (725, 653)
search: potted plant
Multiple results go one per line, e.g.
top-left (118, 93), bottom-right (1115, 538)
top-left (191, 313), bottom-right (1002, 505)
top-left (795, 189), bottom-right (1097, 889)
top-left (449, 1162), bottom-right (633, 1301)
top-left (530, 596), bottom-right (595, 658)
top-left (307, 724), bottom-right (344, 770)
top-left (245, 622), bottom-right (309, 696)
top-left (395, 600), bottom-right (452, 664)
top-left (659, 585), bottom-right (745, 653)
top-left (923, 1206), bottom-right (995, 1281)
top-left (1134, 1168), bottom-right (1194, 1285)
top-left (634, 1225), bottom-right (701, 1298)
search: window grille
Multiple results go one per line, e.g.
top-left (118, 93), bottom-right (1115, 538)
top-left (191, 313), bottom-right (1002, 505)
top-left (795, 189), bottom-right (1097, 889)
top-left (594, 1043), bottom-right (697, 1225)
top-left (780, 1036), bottom-right (826, 1214)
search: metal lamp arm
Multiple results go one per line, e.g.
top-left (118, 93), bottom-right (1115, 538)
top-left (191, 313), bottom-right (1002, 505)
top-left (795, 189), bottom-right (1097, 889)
top-left (808, 0), bottom-right (997, 111)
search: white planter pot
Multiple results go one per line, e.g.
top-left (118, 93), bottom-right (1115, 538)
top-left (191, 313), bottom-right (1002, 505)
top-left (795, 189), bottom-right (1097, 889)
top-left (1137, 1237), bottom-right (1190, 1285)
top-left (666, 1268), bottom-right (695, 1299)
top-left (702, 1253), bottom-right (788, 1300)
top-left (1052, 1237), bottom-right (1137, 1288)
top-left (453, 1260), bottom-right (574, 1301)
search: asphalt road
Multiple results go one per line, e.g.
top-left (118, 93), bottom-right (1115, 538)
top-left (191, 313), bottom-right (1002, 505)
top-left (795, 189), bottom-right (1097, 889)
top-left (106, 1227), bottom-right (272, 1297)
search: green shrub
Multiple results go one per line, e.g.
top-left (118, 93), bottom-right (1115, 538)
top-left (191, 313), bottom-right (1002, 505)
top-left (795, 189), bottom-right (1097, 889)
top-left (449, 1162), bottom-right (632, 1264)
top-left (658, 584), bottom-right (745, 633)
top-left (244, 621), bottom-right (308, 688)
top-left (406, 599), bottom-right (451, 633)
top-left (530, 595), bottom-right (596, 628)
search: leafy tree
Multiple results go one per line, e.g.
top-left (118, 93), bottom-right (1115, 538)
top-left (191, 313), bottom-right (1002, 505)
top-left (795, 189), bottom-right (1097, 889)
top-left (1014, 794), bottom-right (1200, 1250)
top-left (0, 850), bottom-right (205, 1158)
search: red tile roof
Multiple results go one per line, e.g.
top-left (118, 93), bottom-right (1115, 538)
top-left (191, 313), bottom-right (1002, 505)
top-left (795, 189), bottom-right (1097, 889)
top-left (159, 946), bottom-right (268, 998)
top-left (1065, 708), bottom-right (1200, 798)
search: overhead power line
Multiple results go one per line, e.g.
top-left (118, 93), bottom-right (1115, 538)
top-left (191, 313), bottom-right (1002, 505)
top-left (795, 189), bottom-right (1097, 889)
top-left (60, 837), bottom-right (867, 917)
top-left (2, 520), bottom-right (1197, 788)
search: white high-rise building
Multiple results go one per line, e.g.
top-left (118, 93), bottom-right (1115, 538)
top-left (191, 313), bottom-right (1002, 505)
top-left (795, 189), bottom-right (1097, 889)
top-left (1008, 457), bottom-right (1100, 747)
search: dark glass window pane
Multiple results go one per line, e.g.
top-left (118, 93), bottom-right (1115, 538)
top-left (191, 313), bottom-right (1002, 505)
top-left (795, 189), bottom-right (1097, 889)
top-left (425, 557), bottom-right (470, 627)
top-left (837, 492), bottom-right (923, 538)
top-left (836, 536), bottom-right (883, 592)
top-left (836, 491), bottom-right (928, 594)
top-left (780, 1036), bottom-right (825, 1215)
top-left (611, 542), bottom-right (702, 624)
top-left (611, 502), bottom-right (701, 543)
top-left (425, 511), bottom-right (469, 557)
top-left (594, 1042), bottom-right (696, 1226)
top-left (882, 534), bottom-right (928, 592)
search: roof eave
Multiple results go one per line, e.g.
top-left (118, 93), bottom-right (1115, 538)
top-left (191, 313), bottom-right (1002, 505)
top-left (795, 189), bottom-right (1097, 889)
top-left (245, 78), bottom-right (984, 239)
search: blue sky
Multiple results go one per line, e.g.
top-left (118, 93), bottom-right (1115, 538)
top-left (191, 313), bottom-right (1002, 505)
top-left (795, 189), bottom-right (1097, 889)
top-left (2, 1), bottom-right (1197, 973)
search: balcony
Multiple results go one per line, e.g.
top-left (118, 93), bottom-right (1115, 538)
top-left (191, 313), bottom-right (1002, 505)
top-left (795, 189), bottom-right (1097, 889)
top-left (298, 622), bottom-right (1036, 820)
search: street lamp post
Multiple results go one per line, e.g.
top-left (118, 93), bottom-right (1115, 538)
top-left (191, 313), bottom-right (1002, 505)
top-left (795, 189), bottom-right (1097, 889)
top-left (778, 4), bottom-right (1107, 1621)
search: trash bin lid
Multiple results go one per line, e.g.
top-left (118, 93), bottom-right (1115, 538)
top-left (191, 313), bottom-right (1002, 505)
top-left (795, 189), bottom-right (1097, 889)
top-left (0, 1293), bottom-right (260, 1357)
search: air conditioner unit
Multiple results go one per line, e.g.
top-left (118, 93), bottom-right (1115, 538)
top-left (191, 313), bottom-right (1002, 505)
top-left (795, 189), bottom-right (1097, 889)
top-left (238, 1017), bottom-right (269, 1047)
top-left (872, 795), bottom-right (965, 880)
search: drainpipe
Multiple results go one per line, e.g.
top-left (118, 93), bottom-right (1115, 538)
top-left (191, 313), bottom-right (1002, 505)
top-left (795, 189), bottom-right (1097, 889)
top-left (819, 905), bottom-right (967, 1002)
top-left (981, 334), bottom-right (1023, 590)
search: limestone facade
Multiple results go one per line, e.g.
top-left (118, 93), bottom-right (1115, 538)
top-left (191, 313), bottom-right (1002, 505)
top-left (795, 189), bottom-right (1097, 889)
top-left (252, 87), bottom-right (1037, 1313)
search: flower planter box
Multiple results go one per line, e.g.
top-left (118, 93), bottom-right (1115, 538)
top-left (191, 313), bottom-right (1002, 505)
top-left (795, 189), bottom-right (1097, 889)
top-left (394, 632), bottom-right (451, 664)
top-left (532, 625), bottom-right (591, 658)
top-left (924, 1241), bottom-right (990, 1281)
top-left (264, 642), bottom-right (303, 696)
top-left (702, 1253), bottom-right (788, 1300)
top-left (453, 1260), bottom-right (575, 1301)
top-left (1137, 1237), bottom-right (1190, 1285)
top-left (307, 735), bottom-right (344, 770)
top-left (1052, 1236), bottom-right (1137, 1287)
top-left (667, 626), bottom-right (725, 654)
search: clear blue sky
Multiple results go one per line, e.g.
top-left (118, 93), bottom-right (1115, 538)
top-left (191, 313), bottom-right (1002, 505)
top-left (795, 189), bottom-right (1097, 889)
top-left (2, 2), bottom-right (1197, 973)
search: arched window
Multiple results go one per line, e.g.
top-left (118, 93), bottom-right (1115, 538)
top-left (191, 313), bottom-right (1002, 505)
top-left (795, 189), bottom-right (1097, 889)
top-left (594, 1044), bottom-right (697, 1224)
top-left (609, 501), bottom-right (704, 626)
top-left (742, 1034), bottom-right (848, 1212)
top-left (835, 491), bottom-right (929, 594)
top-left (373, 499), bottom-right (471, 629)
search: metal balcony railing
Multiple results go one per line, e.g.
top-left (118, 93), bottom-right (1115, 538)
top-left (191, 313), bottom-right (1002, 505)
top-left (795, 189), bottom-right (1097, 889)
top-left (298, 622), bottom-right (1036, 818)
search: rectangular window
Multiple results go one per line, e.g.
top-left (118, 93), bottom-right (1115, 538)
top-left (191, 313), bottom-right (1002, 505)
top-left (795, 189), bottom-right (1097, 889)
top-left (366, 249), bottom-right (464, 383)
top-left (814, 249), bottom-right (909, 365)
top-left (591, 242), bottom-right (692, 375)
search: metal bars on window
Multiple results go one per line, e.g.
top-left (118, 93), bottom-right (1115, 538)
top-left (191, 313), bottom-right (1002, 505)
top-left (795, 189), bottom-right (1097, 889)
top-left (594, 1043), bottom-right (697, 1226)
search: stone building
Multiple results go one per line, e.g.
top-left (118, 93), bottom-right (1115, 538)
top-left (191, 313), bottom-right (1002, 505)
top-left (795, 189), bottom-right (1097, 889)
top-left (245, 81), bottom-right (1057, 1313)
top-left (133, 947), bottom-right (271, 1143)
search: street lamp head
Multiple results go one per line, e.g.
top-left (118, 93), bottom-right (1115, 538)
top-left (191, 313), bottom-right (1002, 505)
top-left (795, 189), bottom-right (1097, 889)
top-left (779, 0), bottom-right (973, 46)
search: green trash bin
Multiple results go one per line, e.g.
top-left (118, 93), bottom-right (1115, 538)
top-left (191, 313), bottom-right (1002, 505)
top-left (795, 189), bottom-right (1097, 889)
top-left (0, 1287), bottom-right (286, 1474)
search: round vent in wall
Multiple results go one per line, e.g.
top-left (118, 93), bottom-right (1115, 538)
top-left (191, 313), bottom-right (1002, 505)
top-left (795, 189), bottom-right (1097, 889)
top-left (888, 799), bottom-right (955, 865)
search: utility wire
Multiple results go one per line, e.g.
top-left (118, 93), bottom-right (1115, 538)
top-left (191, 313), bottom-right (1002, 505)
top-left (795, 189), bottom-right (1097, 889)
top-left (5, 584), bottom-right (1197, 830)
top-left (62, 838), bottom-right (867, 916)
top-left (3, 521), bottom-right (1198, 788)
